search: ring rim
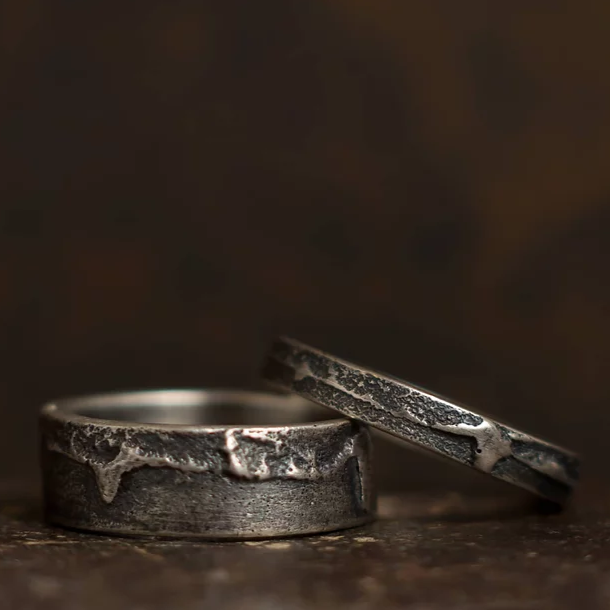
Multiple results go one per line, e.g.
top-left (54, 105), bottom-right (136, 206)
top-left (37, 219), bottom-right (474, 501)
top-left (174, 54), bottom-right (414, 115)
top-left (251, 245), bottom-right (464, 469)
top-left (42, 388), bottom-right (347, 432)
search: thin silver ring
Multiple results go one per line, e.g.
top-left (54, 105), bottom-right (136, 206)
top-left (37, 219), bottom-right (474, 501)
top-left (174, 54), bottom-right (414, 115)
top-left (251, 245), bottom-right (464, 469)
top-left (263, 337), bottom-right (580, 504)
top-left (40, 389), bottom-right (375, 539)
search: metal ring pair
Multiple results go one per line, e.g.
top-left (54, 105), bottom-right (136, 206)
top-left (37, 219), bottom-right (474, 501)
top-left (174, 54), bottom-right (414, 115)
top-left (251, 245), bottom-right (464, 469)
top-left (40, 337), bottom-right (580, 540)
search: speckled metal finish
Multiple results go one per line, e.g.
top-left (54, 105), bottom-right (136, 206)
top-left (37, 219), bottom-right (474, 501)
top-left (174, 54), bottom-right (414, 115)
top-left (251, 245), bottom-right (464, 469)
top-left (263, 338), bottom-right (579, 504)
top-left (40, 389), bottom-right (375, 539)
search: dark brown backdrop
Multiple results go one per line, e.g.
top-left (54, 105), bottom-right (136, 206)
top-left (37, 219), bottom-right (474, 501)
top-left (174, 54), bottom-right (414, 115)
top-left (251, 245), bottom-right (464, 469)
top-left (1, 2), bottom-right (609, 492)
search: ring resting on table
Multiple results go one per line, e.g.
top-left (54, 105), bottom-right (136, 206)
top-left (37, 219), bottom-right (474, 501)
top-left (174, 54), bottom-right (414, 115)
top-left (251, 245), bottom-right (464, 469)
top-left (263, 337), bottom-right (580, 505)
top-left (40, 389), bottom-right (375, 539)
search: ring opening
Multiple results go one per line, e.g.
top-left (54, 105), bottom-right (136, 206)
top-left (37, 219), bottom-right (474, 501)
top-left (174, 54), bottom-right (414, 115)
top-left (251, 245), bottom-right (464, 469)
top-left (57, 391), bottom-right (336, 426)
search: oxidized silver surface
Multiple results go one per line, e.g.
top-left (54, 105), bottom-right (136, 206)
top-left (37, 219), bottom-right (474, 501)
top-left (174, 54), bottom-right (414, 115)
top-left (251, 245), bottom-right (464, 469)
top-left (40, 389), bottom-right (375, 539)
top-left (263, 337), bottom-right (580, 505)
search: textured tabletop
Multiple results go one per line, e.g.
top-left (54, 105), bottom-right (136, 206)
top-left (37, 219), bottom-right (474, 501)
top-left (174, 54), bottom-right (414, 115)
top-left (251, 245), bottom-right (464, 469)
top-left (1, 483), bottom-right (608, 610)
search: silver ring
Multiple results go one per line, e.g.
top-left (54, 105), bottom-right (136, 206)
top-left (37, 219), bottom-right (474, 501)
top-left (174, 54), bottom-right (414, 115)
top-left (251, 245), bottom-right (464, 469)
top-left (40, 389), bottom-right (375, 539)
top-left (263, 337), bottom-right (580, 504)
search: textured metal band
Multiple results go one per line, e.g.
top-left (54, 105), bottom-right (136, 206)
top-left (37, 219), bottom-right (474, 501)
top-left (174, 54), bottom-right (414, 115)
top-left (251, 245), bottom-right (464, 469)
top-left (263, 338), bottom-right (580, 504)
top-left (40, 389), bottom-right (375, 539)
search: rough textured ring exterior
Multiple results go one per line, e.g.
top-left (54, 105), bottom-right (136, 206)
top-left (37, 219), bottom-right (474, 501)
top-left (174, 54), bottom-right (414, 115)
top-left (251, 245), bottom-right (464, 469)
top-left (40, 389), bottom-right (375, 539)
top-left (263, 338), bottom-right (580, 505)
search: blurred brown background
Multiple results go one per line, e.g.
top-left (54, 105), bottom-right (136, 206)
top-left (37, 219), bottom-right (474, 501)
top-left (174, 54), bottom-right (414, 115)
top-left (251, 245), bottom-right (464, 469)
top-left (1, 2), bottom-right (608, 492)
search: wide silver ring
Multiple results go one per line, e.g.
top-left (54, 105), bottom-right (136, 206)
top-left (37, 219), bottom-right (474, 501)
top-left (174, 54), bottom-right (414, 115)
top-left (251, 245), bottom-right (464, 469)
top-left (40, 389), bottom-right (375, 539)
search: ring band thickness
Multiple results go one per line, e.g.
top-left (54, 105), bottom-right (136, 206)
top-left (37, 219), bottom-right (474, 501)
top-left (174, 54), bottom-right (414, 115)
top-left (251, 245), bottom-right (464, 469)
top-left (263, 337), bottom-right (580, 504)
top-left (40, 389), bottom-right (375, 539)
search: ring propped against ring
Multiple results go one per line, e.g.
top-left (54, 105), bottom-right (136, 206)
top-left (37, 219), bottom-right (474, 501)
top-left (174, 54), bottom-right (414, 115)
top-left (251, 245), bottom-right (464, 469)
top-left (40, 389), bottom-right (375, 539)
top-left (263, 337), bottom-right (580, 505)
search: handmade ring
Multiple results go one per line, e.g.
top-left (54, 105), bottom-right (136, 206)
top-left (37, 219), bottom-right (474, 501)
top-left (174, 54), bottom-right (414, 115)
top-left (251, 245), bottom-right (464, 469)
top-left (263, 337), bottom-right (580, 504)
top-left (40, 389), bottom-right (375, 539)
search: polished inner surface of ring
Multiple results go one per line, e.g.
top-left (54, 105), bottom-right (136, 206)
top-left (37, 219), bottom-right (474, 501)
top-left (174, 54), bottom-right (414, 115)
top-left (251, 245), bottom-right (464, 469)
top-left (69, 392), bottom-right (336, 426)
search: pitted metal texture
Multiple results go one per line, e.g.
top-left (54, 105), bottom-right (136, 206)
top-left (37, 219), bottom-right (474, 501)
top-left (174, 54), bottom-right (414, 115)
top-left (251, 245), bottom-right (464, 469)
top-left (263, 337), bottom-right (579, 505)
top-left (40, 389), bottom-right (376, 539)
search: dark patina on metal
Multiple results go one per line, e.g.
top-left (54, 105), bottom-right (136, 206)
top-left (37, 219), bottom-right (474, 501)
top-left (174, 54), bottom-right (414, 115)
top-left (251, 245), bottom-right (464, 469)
top-left (40, 389), bottom-right (375, 539)
top-left (263, 337), bottom-right (580, 505)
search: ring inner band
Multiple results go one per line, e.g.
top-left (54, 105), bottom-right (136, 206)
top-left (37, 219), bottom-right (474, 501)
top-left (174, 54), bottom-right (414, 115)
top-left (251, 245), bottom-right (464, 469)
top-left (52, 390), bottom-right (337, 426)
